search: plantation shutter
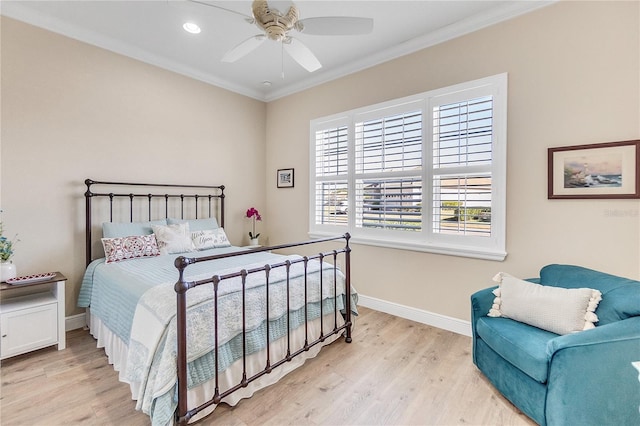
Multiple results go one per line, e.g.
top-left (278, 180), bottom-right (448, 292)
top-left (313, 124), bottom-right (349, 227)
top-left (354, 106), bottom-right (423, 232)
top-left (432, 96), bottom-right (493, 237)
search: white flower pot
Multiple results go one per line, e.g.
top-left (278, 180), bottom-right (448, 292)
top-left (1, 261), bottom-right (17, 282)
top-left (250, 238), bottom-right (259, 247)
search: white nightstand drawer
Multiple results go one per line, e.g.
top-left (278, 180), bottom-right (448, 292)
top-left (1, 300), bottom-right (58, 359)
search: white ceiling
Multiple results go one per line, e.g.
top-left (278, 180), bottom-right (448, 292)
top-left (1, 0), bottom-right (551, 101)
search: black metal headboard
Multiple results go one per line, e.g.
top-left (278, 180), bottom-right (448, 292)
top-left (84, 179), bottom-right (225, 265)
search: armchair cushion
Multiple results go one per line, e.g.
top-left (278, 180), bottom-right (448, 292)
top-left (476, 316), bottom-right (557, 383)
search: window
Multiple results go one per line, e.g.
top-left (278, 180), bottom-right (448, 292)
top-left (309, 74), bottom-right (507, 260)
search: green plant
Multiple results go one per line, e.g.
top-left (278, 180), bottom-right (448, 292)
top-left (0, 219), bottom-right (18, 262)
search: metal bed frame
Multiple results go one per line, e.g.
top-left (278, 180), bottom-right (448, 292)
top-left (84, 179), bottom-right (352, 425)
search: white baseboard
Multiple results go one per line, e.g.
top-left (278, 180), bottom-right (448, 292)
top-left (357, 294), bottom-right (472, 337)
top-left (65, 313), bottom-right (87, 331)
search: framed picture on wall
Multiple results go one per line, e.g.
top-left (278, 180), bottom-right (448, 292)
top-left (548, 140), bottom-right (640, 199)
top-left (277, 168), bottom-right (294, 188)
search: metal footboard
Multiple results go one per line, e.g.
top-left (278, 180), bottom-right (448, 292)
top-left (174, 234), bottom-right (352, 425)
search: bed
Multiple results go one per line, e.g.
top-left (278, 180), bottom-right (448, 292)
top-left (78, 179), bottom-right (356, 425)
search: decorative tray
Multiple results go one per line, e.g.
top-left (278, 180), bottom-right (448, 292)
top-left (6, 272), bottom-right (57, 285)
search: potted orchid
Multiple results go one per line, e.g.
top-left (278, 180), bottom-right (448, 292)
top-left (246, 207), bottom-right (262, 246)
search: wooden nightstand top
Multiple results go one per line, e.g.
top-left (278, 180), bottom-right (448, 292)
top-left (1, 272), bottom-right (67, 291)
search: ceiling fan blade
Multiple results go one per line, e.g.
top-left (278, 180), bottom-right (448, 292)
top-left (185, 0), bottom-right (254, 22)
top-left (283, 38), bottom-right (321, 72)
top-left (297, 17), bottom-right (373, 35)
top-left (222, 35), bottom-right (266, 63)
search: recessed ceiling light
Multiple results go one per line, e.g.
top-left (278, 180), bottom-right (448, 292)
top-left (183, 22), bottom-right (201, 34)
top-left (262, 80), bottom-right (272, 87)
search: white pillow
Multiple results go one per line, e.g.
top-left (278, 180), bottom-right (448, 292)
top-left (487, 272), bottom-right (602, 335)
top-left (151, 223), bottom-right (195, 255)
top-left (191, 228), bottom-right (231, 250)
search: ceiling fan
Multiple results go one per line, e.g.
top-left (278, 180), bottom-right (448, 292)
top-left (188, 0), bottom-right (373, 73)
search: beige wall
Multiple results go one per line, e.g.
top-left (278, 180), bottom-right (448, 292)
top-left (2, 2), bottom-right (639, 323)
top-left (1, 17), bottom-right (267, 316)
top-left (265, 1), bottom-right (640, 321)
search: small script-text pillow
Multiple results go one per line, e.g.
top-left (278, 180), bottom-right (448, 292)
top-left (487, 272), bottom-right (602, 335)
top-left (151, 223), bottom-right (195, 255)
top-left (102, 234), bottom-right (160, 264)
top-left (191, 228), bottom-right (231, 250)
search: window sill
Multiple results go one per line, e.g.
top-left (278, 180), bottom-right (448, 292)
top-left (309, 232), bottom-right (507, 261)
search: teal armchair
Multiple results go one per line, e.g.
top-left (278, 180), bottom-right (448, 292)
top-left (471, 264), bottom-right (640, 425)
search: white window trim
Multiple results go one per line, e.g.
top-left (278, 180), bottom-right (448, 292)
top-left (309, 73), bottom-right (507, 261)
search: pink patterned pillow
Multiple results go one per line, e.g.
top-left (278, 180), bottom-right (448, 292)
top-left (102, 234), bottom-right (160, 264)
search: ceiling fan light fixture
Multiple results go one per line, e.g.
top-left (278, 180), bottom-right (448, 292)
top-left (252, 0), bottom-right (298, 41)
top-left (182, 22), bottom-right (201, 34)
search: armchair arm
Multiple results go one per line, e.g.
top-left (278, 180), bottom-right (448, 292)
top-left (547, 315), bottom-right (640, 355)
top-left (545, 316), bottom-right (640, 426)
top-left (470, 286), bottom-right (497, 366)
top-left (470, 286), bottom-right (497, 323)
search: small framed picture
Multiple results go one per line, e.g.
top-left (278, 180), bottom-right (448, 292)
top-left (277, 168), bottom-right (294, 188)
top-left (548, 140), bottom-right (640, 199)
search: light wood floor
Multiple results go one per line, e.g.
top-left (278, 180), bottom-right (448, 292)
top-left (1, 307), bottom-right (534, 425)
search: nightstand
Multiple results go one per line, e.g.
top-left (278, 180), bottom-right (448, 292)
top-left (0, 272), bottom-right (67, 359)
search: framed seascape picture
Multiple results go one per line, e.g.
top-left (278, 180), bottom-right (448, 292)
top-left (277, 168), bottom-right (294, 188)
top-left (548, 140), bottom-right (640, 199)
